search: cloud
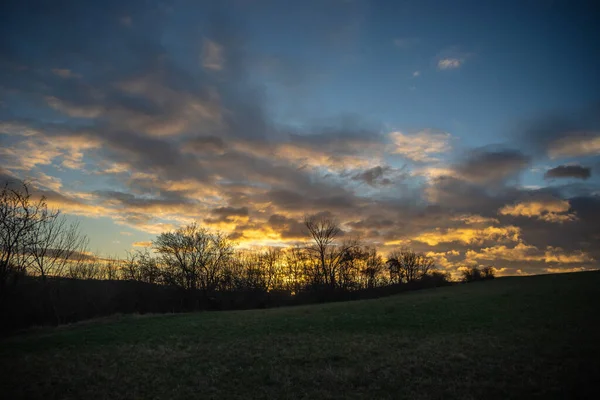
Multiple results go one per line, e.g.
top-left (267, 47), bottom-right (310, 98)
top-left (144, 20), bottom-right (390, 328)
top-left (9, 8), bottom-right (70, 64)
top-left (120, 16), bottom-right (132, 27)
top-left (411, 225), bottom-right (521, 246)
top-left (412, 71), bottom-right (420, 77)
top-left (267, 214), bottom-right (306, 239)
top-left (435, 46), bottom-right (472, 71)
top-left (437, 58), bottom-right (463, 69)
top-left (205, 206), bottom-right (251, 226)
top-left (51, 69), bottom-right (79, 79)
top-left (351, 166), bottom-right (393, 187)
top-left (424, 176), bottom-right (500, 212)
top-left (547, 133), bottom-right (600, 159)
top-left (212, 206), bottom-right (249, 218)
top-left (520, 105), bottom-right (600, 158)
top-left (186, 136), bottom-right (227, 154)
top-left (544, 247), bottom-right (594, 263)
top-left (545, 267), bottom-right (592, 274)
top-left (452, 148), bottom-right (530, 184)
top-left (389, 129), bottom-right (452, 162)
top-left (272, 142), bottom-right (380, 173)
top-left (31, 172), bottom-right (63, 192)
top-left (466, 243), bottom-right (593, 264)
top-left (452, 214), bottom-right (500, 225)
top-left (544, 165), bottom-right (591, 180)
top-left (132, 241), bottom-right (153, 248)
top-left (499, 197), bottom-right (577, 223)
top-left (201, 38), bottom-right (225, 71)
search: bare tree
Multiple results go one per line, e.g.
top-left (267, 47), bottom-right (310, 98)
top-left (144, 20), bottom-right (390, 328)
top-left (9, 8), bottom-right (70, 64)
top-left (227, 250), bottom-right (264, 291)
top-left (154, 223), bottom-right (234, 295)
top-left (1, 182), bottom-right (53, 283)
top-left (102, 255), bottom-right (121, 280)
top-left (28, 215), bottom-right (89, 280)
top-left (68, 258), bottom-right (102, 280)
top-left (1, 181), bottom-right (60, 313)
top-left (387, 248), bottom-right (435, 283)
top-left (337, 246), bottom-right (363, 290)
top-left (122, 250), bottom-right (161, 284)
top-left (360, 246), bottom-right (385, 289)
top-left (462, 265), bottom-right (495, 282)
top-left (304, 214), bottom-right (359, 290)
top-left (25, 214), bottom-right (88, 323)
top-left (283, 245), bottom-right (310, 294)
top-left (259, 247), bottom-right (284, 291)
top-left (481, 266), bottom-right (496, 279)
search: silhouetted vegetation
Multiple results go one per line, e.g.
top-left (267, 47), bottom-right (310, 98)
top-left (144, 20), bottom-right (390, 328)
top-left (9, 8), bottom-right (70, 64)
top-left (1, 181), bottom-right (458, 332)
top-left (461, 265), bottom-right (496, 282)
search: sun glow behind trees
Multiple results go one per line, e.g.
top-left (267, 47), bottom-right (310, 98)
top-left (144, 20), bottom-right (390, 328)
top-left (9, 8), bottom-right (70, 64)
top-left (0, 181), bottom-right (457, 296)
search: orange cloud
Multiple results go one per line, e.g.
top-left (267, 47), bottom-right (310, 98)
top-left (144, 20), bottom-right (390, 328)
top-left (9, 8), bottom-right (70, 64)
top-left (545, 267), bottom-right (595, 274)
top-left (544, 247), bottom-right (594, 263)
top-left (388, 129), bottom-right (451, 162)
top-left (466, 243), bottom-right (593, 264)
top-left (132, 241), bottom-right (153, 248)
top-left (273, 143), bottom-right (381, 173)
top-left (0, 127), bottom-right (101, 171)
top-left (499, 198), bottom-right (576, 223)
top-left (412, 225), bottom-right (521, 246)
top-left (424, 250), bottom-right (460, 269)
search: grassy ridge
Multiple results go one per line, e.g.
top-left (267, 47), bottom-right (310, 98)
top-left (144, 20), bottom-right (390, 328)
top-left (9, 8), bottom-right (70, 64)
top-left (1, 271), bottom-right (599, 399)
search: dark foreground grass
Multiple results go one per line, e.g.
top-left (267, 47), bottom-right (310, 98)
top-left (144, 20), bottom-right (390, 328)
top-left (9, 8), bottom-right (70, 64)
top-left (1, 271), bottom-right (599, 399)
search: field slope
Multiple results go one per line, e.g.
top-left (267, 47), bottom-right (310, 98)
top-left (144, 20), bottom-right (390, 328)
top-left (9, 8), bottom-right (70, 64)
top-left (1, 271), bottom-right (599, 399)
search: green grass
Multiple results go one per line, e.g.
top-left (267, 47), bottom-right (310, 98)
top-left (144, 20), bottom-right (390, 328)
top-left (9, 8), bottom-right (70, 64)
top-left (1, 271), bottom-right (599, 399)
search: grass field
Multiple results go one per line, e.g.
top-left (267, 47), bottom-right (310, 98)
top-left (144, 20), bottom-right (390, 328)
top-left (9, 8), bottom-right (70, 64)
top-left (1, 271), bottom-right (599, 399)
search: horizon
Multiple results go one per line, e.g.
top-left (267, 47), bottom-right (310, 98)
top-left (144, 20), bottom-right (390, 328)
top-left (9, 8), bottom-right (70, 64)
top-left (1, 0), bottom-right (600, 277)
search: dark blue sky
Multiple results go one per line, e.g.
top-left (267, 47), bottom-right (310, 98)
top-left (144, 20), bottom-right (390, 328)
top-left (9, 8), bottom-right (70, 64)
top-left (1, 0), bottom-right (599, 276)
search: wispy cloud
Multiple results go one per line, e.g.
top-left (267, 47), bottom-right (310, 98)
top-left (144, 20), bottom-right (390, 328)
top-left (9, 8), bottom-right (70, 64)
top-left (120, 15), bottom-right (132, 27)
top-left (51, 68), bottom-right (79, 79)
top-left (435, 46), bottom-right (471, 70)
top-left (547, 133), bottom-right (600, 159)
top-left (388, 129), bottom-right (452, 162)
top-left (437, 58), bottom-right (463, 70)
top-left (132, 241), bottom-right (153, 248)
top-left (202, 38), bottom-right (225, 71)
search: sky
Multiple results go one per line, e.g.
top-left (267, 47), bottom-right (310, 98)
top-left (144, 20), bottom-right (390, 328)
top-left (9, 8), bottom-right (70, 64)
top-left (1, 0), bottom-right (599, 276)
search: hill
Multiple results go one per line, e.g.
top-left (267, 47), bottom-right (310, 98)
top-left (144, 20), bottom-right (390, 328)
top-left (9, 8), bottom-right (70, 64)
top-left (1, 271), bottom-right (599, 399)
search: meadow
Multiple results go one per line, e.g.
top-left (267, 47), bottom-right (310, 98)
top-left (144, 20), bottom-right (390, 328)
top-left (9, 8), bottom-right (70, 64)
top-left (1, 271), bottom-right (598, 399)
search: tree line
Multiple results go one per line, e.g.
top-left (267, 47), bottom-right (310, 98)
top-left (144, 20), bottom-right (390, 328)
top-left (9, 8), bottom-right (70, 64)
top-left (0, 181), bottom-right (494, 330)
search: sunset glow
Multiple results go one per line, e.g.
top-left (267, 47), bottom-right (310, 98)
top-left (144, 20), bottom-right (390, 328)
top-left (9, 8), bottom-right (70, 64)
top-left (1, 0), bottom-right (599, 277)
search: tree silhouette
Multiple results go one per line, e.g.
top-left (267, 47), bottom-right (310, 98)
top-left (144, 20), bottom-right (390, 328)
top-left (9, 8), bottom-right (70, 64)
top-left (304, 214), bottom-right (359, 290)
top-left (387, 248), bottom-right (435, 283)
top-left (154, 223), bottom-right (234, 295)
